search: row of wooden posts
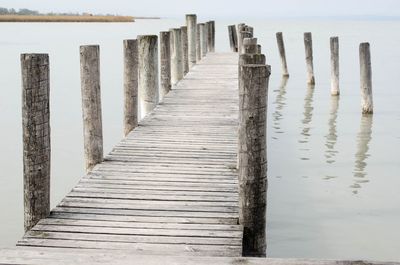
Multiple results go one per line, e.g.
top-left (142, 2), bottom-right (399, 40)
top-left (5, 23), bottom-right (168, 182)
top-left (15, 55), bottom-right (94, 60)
top-left (229, 24), bottom-right (374, 114)
top-left (21, 14), bottom-right (215, 232)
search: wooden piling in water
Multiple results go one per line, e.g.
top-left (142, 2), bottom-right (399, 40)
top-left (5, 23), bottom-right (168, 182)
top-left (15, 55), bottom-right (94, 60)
top-left (138, 35), bottom-right (159, 116)
top-left (180, 26), bottom-right (189, 75)
top-left (242, 38), bottom-right (258, 54)
top-left (123, 39), bottom-right (139, 136)
top-left (359, 42), bottom-right (373, 114)
top-left (330, 37), bottom-right (340, 96)
top-left (196, 24), bottom-right (201, 61)
top-left (21, 53), bottom-right (51, 232)
top-left (276, 32), bottom-right (289, 77)
top-left (170, 28), bottom-right (184, 85)
top-left (186, 14), bottom-right (197, 68)
top-left (80, 45), bottom-right (103, 172)
top-left (200, 23), bottom-right (208, 57)
top-left (304, 32), bottom-right (315, 85)
top-left (228, 25), bottom-right (238, 52)
top-left (239, 63), bottom-right (269, 257)
top-left (159, 31), bottom-right (171, 99)
top-left (239, 31), bottom-right (253, 55)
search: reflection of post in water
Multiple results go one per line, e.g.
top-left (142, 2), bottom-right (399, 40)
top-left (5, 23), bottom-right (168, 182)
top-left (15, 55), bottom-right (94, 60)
top-left (351, 114), bottom-right (373, 194)
top-left (299, 84), bottom-right (315, 152)
top-left (272, 76), bottom-right (289, 139)
top-left (324, 96), bottom-right (339, 164)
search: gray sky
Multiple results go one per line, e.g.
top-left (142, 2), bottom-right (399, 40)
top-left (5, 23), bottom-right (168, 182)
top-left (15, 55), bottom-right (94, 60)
top-left (0, 0), bottom-right (399, 18)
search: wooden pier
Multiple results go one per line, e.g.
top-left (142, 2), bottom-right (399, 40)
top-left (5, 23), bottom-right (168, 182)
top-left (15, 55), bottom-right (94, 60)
top-left (18, 52), bottom-right (242, 257)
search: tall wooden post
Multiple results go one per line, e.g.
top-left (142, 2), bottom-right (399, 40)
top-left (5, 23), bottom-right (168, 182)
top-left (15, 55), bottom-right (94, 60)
top-left (200, 23), bottom-right (207, 57)
top-left (359, 42), bottom-right (373, 114)
top-left (304, 32), bottom-right (315, 84)
top-left (80, 45), bottom-right (103, 173)
top-left (138, 35), bottom-right (159, 117)
top-left (239, 64), bottom-right (270, 257)
top-left (330, 37), bottom-right (340, 96)
top-left (123, 39), bottom-right (139, 136)
top-left (276, 32), bottom-right (289, 77)
top-left (186, 14), bottom-right (197, 68)
top-left (21, 53), bottom-right (51, 232)
top-left (180, 26), bottom-right (189, 75)
top-left (160, 31), bottom-right (171, 99)
top-left (209, 20), bottom-right (215, 52)
top-left (228, 25), bottom-right (238, 52)
top-left (207, 21), bottom-right (213, 52)
top-left (170, 28), bottom-right (184, 85)
top-left (196, 24), bottom-right (201, 61)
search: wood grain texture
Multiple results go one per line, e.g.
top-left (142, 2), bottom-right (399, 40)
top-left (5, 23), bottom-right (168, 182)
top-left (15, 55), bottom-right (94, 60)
top-left (186, 14), bottom-right (197, 67)
top-left (80, 45), bottom-right (103, 172)
top-left (170, 28), bottom-right (184, 85)
top-left (228, 25), bottom-right (237, 52)
top-left (123, 39), bottom-right (139, 136)
top-left (304, 32), bottom-right (315, 85)
top-left (180, 26), bottom-right (189, 75)
top-left (239, 64), bottom-right (270, 257)
top-left (276, 32), bottom-right (289, 76)
top-left (138, 35), bottom-right (159, 117)
top-left (2, 247), bottom-right (398, 265)
top-left (21, 53), bottom-right (51, 232)
top-left (330, 37), bottom-right (339, 96)
top-left (359, 42), bottom-right (373, 114)
top-left (160, 31), bottom-right (171, 99)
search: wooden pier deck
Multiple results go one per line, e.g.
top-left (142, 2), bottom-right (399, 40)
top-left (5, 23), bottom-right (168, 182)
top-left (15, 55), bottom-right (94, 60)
top-left (16, 52), bottom-right (242, 257)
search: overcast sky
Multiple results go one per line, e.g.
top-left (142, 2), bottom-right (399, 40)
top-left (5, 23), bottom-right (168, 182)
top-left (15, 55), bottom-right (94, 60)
top-left (1, 0), bottom-right (399, 18)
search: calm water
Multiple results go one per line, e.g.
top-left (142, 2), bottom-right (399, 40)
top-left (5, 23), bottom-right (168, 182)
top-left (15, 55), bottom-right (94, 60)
top-left (0, 18), bottom-right (399, 261)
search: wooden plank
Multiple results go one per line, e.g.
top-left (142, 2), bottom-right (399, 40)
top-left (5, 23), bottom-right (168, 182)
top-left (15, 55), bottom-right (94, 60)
top-left (1, 247), bottom-right (398, 265)
top-left (16, 239), bottom-right (242, 257)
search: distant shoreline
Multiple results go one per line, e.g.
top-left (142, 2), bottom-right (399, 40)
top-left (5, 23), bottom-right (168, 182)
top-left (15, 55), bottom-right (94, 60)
top-left (0, 15), bottom-right (136, 22)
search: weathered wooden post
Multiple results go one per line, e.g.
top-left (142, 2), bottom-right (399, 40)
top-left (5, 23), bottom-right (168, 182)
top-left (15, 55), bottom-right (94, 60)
top-left (239, 63), bottom-right (270, 257)
top-left (21, 53), bottom-right (50, 232)
top-left (80, 45), bottom-right (103, 172)
top-left (196, 24), bottom-right (201, 61)
top-left (228, 25), bottom-right (238, 52)
top-left (207, 21), bottom-right (213, 52)
top-left (138, 35), bottom-right (159, 117)
top-left (170, 28), bottom-right (184, 85)
top-left (123, 39), bottom-right (139, 136)
top-left (209, 20), bottom-right (215, 52)
top-left (304, 32), bottom-right (315, 84)
top-left (239, 31), bottom-right (253, 54)
top-left (160, 31), bottom-right (171, 99)
top-left (330, 37), bottom-right (340, 95)
top-left (186, 14), bottom-right (197, 67)
top-left (243, 38), bottom-right (258, 54)
top-left (359, 42), bottom-right (373, 114)
top-left (276, 32), bottom-right (289, 77)
top-left (257, 45), bottom-right (261, 54)
top-left (237, 24), bottom-right (246, 54)
top-left (180, 26), bottom-right (189, 75)
top-left (200, 23), bottom-right (208, 57)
